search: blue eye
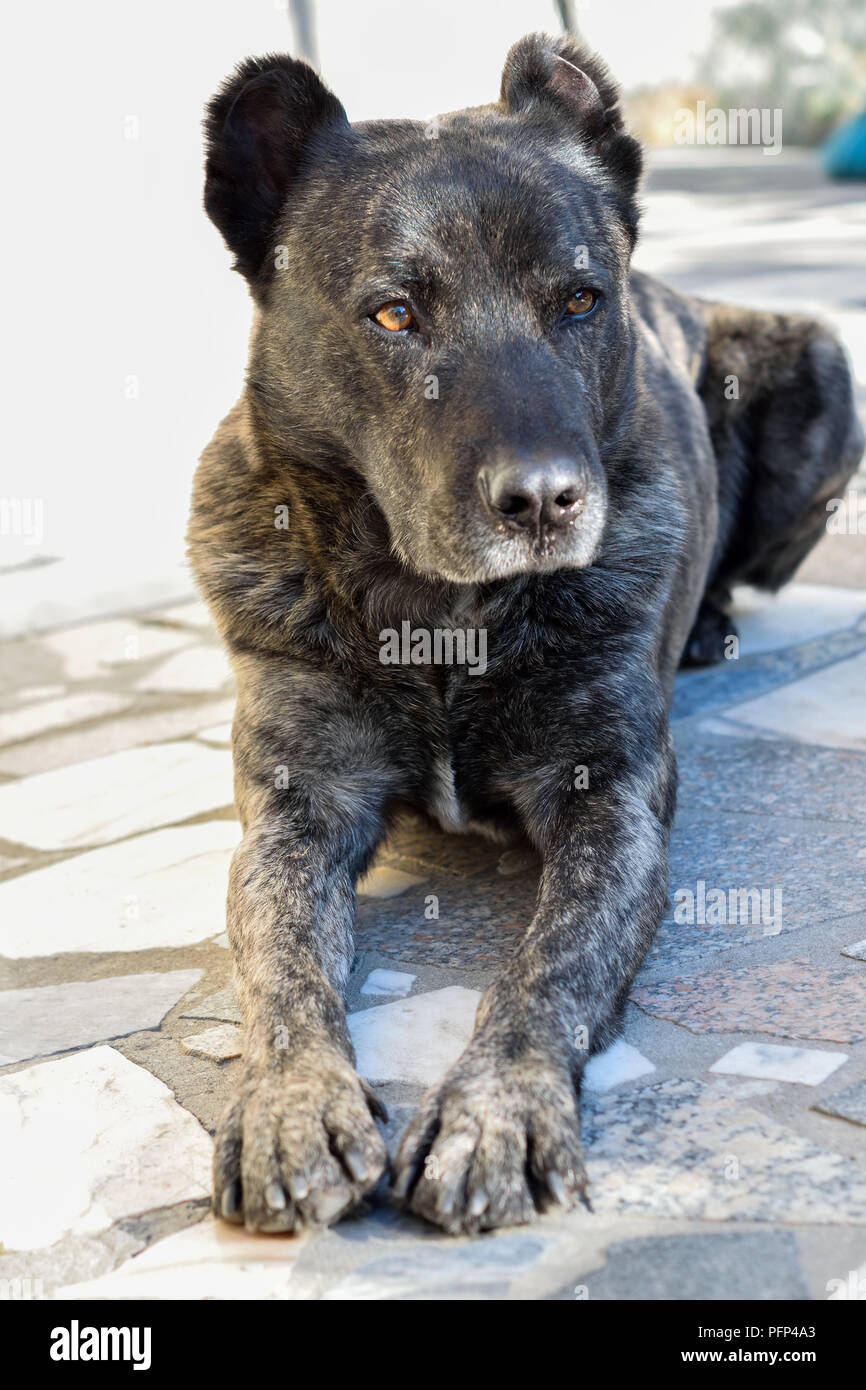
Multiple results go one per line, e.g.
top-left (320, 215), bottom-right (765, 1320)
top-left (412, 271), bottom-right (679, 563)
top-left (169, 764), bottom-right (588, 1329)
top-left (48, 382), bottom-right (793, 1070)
top-left (563, 288), bottom-right (599, 319)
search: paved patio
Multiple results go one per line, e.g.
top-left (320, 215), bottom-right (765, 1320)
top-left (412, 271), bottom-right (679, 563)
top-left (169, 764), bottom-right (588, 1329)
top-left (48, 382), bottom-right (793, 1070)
top-left (1, 153), bottom-right (865, 1301)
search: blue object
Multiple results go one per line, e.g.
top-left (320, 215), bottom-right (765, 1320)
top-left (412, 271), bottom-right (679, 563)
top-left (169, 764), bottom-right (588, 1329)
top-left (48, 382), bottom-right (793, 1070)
top-left (823, 109), bottom-right (866, 179)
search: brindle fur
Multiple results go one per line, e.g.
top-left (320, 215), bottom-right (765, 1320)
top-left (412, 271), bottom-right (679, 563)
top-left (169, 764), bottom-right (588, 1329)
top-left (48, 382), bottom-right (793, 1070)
top-left (189, 33), bottom-right (863, 1233)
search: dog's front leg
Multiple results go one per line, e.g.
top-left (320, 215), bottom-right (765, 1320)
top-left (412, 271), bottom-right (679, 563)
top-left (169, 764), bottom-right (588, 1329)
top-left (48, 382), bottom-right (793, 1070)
top-left (394, 692), bottom-right (675, 1233)
top-left (212, 682), bottom-right (400, 1232)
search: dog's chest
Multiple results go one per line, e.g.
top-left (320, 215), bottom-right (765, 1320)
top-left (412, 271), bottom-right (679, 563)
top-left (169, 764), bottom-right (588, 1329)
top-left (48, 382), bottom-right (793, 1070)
top-left (412, 594), bottom-right (512, 841)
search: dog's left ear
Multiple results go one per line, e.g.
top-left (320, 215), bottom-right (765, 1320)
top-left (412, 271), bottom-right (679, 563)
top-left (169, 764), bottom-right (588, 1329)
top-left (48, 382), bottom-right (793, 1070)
top-left (500, 33), bottom-right (642, 244)
top-left (204, 54), bottom-right (350, 286)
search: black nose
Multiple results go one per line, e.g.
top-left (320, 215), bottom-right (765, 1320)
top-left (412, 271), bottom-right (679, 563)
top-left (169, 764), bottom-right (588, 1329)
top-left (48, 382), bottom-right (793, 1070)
top-left (480, 457), bottom-right (585, 533)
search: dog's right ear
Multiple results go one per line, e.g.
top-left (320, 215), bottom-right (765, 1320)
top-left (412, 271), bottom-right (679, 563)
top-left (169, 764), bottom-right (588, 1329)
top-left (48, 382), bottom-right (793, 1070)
top-left (204, 55), bottom-right (349, 284)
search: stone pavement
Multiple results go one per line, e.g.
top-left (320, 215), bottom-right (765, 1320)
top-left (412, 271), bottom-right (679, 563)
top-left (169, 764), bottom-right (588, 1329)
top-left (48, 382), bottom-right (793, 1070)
top-left (1, 154), bottom-right (865, 1301)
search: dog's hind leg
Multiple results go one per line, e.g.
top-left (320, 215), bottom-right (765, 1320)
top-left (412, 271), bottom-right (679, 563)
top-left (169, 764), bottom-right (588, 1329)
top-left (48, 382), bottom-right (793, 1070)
top-left (688, 305), bottom-right (863, 661)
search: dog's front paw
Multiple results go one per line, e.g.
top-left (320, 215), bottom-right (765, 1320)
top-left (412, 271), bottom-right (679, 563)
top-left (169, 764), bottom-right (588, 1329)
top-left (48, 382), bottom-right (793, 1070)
top-left (213, 1049), bottom-right (388, 1232)
top-left (393, 1052), bottom-right (587, 1234)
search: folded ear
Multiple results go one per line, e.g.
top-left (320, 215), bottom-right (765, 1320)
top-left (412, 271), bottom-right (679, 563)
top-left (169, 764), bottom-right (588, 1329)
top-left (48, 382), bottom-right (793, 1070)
top-left (500, 33), bottom-right (643, 244)
top-left (204, 54), bottom-right (349, 284)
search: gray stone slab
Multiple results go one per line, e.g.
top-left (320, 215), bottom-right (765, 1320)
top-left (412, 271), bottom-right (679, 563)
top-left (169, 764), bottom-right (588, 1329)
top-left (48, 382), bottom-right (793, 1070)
top-left (321, 1234), bottom-right (551, 1300)
top-left (671, 624), bottom-right (866, 723)
top-left (582, 1077), bottom-right (866, 1224)
top-left (180, 985), bottom-right (242, 1024)
top-left (560, 1232), bottom-right (808, 1301)
top-left (812, 1080), bottom-right (866, 1128)
top-left (676, 734), bottom-right (866, 826)
top-left (643, 811), bottom-right (866, 972)
top-left (0, 969), bottom-right (202, 1065)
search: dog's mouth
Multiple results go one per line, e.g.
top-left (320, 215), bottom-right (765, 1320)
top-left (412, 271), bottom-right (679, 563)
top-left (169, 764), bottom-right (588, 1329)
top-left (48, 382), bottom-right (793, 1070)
top-left (409, 486), bottom-right (608, 585)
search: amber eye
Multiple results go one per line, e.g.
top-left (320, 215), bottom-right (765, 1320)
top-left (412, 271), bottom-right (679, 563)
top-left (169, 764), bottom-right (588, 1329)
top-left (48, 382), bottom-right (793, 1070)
top-left (564, 288), bottom-right (598, 319)
top-left (374, 301), bottom-right (414, 332)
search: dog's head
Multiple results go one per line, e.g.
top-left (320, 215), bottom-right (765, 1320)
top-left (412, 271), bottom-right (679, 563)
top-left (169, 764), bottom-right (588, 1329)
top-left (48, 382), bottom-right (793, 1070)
top-left (204, 33), bottom-right (643, 583)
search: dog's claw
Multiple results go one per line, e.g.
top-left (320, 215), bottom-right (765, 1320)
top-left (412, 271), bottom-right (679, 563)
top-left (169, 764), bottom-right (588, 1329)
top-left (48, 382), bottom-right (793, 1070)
top-left (547, 1171), bottom-right (569, 1206)
top-left (265, 1180), bottom-right (287, 1211)
top-left (220, 1180), bottom-right (242, 1221)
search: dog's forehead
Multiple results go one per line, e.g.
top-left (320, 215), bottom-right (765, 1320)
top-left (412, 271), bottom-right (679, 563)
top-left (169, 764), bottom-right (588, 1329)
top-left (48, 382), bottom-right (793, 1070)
top-left (333, 117), bottom-right (622, 284)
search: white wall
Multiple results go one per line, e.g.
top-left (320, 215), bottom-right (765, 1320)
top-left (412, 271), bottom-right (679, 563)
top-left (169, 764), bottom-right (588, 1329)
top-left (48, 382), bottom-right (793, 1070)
top-left (1, 0), bottom-right (720, 635)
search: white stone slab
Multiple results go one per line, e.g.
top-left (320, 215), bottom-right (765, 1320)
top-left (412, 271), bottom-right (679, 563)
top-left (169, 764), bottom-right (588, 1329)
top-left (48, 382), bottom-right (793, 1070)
top-left (135, 645), bottom-right (233, 695)
top-left (710, 1043), bottom-right (848, 1086)
top-left (0, 970), bottom-right (202, 1065)
top-left (0, 822), bottom-right (239, 958)
top-left (42, 619), bottom-right (189, 680)
top-left (348, 987), bottom-right (480, 1087)
top-left (360, 969), bottom-right (417, 998)
top-left (583, 1040), bottom-right (656, 1093)
top-left (0, 741), bottom-right (233, 849)
top-left (0, 692), bottom-right (131, 747)
top-left (58, 1219), bottom-right (304, 1300)
top-left (356, 866), bottom-right (426, 899)
top-left (729, 650), bottom-right (866, 751)
top-left (0, 698), bottom-right (236, 776)
top-left (841, 940), bottom-right (866, 963)
top-left (1, 683), bottom-right (65, 708)
top-left (0, 1046), bottom-right (212, 1251)
top-left (180, 1024), bottom-right (243, 1062)
top-left (731, 583), bottom-right (866, 657)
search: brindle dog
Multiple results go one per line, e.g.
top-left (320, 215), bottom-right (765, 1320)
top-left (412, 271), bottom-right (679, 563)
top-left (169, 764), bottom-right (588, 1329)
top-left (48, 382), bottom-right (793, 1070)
top-left (189, 33), bottom-right (863, 1234)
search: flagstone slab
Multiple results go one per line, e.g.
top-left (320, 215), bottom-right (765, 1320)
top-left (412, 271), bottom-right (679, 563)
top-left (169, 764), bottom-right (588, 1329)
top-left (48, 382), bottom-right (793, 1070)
top-left (633, 959), bottom-right (866, 1043)
top-left (571, 1231), bottom-right (808, 1301)
top-left (0, 969), bottom-right (202, 1065)
top-left (729, 650), bottom-right (866, 752)
top-left (582, 1077), bottom-right (866, 1223)
top-left (357, 866), bottom-right (427, 899)
top-left (730, 583), bottom-right (866, 657)
top-left (645, 812), bottom-right (866, 971)
top-left (842, 940), bottom-right (866, 962)
top-left (676, 736), bottom-right (866, 826)
top-left (135, 645), bottom-right (233, 695)
top-left (356, 864), bottom-right (535, 968)
top-left (360, 969), bottom-right (417, 998)
top-left (671, 622), bottom-right (866, 723)
top-left (42, 619), bottom-right (190, 680)
top-left (812, 1079), bottom-right (866, 1128)
top-left (348, 987), bottom-right (481, 1087)
top-left (380, 813), bottom-right (504, 879)
top-left (0, 698), bottom-right (236, 776)
top-left (0, 741), bottom-right (233, 849)
top-left (0, 692), bottom-right (131, 747)
top-left (0, 822), bottom-right (240, 958)
top-left (321, 1234), bottom-right (551, 1300)
top-left (181, 986), bottom-right (242, 1025)
top-left (583, 1040), bottom-right (655, 1093)
top-left (180, 1025), bottom-right (243, 1063)
top-left (708, 1044), bottom-right (847, 1086)
top-left (59, 1218), bottom-right (306, 1301)
top-left (0, 1046), bottom-right (212, 1251)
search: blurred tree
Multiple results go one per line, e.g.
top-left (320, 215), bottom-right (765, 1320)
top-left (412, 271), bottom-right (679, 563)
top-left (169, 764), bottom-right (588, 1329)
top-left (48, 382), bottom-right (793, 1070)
top-left (698, 0), bottom-right (866, 144)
